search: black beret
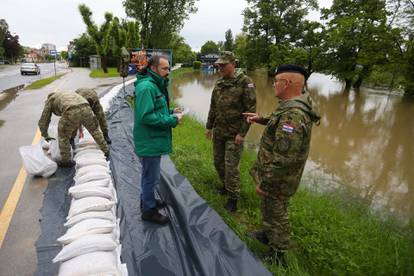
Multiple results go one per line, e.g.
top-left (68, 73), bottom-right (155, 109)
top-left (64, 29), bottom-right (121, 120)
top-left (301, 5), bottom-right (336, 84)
top-left (275, 64), bottom-right (309, 79)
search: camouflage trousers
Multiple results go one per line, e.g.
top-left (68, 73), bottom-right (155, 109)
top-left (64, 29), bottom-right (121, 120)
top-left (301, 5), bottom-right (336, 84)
top-left (58, 104), bottom-right (109, 162)
top-left (261, 195), bottom-right (290, 251)
top-left (212, 136), bottom-right (243, 199)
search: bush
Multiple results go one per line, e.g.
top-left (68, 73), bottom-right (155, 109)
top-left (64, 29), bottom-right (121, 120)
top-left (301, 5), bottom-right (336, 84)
top-left (193, 61), bottom-right (201, 70)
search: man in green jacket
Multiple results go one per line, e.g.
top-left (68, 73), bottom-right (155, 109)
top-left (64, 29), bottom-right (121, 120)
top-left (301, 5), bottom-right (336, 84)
top-left (133, 55), bottom-right (182, 225)
top-left (244, 64), bottom-right (320, 266)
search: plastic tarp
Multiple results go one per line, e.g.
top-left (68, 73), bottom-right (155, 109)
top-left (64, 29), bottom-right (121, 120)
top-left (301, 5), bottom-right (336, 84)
top-left (107, 84), bottom-right (271, 276)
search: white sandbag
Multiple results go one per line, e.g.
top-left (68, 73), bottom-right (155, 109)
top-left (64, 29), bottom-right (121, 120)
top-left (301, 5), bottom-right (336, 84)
top-left (74, 144), bottom-right (100, 154)
top-left (74, 178), bottom-right (111, 188)
top-left (74, 149), bottom-right (105, 161)
top-left (58, 250), bottom-right (121, 276)
top-left (75, 158), bottom-right (109, 170)
top-left (48, 139), bottom-right (62, 161)
top-left (75, 171), bottom-right (110, 185)
top-left (74, 165), bottom-right (110, 181)
top-left (57, 218), bottom-right (115, 245)
top-left (53, 233), bottom-right (117, 263)
top-left (19, 143), bottom-right (57, 178)
top-left (68, 197), bottom-right (115, 218)
top-left (69, 185), bottom-right (114, 200)
top-left (41, 139), bottom-right (50, 150)
top-left (64, 210), bottom-right (115, 227)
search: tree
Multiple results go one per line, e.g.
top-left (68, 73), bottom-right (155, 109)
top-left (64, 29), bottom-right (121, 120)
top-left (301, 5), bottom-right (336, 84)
top-left (78, 4), bottom-right (113, 72)
top-left (0, 19), bottom-right (8, 57)
top-left (243, 0), bottom-right (318, 69)
top-left (111, 17), bottom-right (127, 70)
top-left (224, 29), bottom-right (234, 51)
top-left (321, 0), bottom-right (397, 90)
top-left (124, 20), bottom-right (140, 49)
top-left (123, 0), bottom-right (198, 48)
top-left (234, 33), bottom-right (248, 67)
top-left (2, 31), bottom-right (22, 63)
top-left (72, 33), bottom-right (96, 67)
top-left (200, 40), bottom-right (219, 54)
top-left (167, 33), bottom-right (195, 63)
top-left (60, 51), bottom-right (68, 60)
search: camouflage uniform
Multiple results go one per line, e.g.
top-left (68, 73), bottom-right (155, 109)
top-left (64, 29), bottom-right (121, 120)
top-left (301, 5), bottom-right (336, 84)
top-left (250, 93), bottom-right (320, 251)
top-left (206, 69), bottom-right (256, 199)
top-left (75, 88), bottom-right (109, 136)
top-left (38, 92), bottom-right (109, 162)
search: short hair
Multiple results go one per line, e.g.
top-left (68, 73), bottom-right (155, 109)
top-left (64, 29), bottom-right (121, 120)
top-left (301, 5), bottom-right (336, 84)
top-left (148, 55), bottom-right (169, 67)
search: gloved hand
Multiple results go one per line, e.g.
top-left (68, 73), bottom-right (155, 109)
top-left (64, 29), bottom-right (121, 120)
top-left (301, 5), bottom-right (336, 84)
top-left (44, 136), bottom-right (55, 142)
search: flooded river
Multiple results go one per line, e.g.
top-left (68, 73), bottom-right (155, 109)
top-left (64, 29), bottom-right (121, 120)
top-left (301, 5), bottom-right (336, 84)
top-left (171, 70), bottom-right (414, 225)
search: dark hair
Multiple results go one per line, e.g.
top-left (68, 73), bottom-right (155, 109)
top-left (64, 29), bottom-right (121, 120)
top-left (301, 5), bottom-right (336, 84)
top-left (148, 55), bottom-right (169, 67)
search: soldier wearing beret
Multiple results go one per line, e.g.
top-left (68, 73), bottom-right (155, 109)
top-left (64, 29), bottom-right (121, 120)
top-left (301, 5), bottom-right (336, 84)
top-left (244, 64), bottom-right (320, 265)
top-left (206, 51), bottom-right (256, 212)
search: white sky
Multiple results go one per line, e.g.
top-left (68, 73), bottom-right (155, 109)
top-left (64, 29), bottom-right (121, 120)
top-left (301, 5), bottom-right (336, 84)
top-left (0, 0), bottom-right (332, 51)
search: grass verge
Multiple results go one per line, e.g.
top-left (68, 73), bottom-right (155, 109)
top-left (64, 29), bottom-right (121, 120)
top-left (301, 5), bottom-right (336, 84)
top-left (170, 115), bottom-right (414, 275)
top-left (25, 74), bottom-right (65, 90)
top-left (90, 68), bottom-right (120, 78)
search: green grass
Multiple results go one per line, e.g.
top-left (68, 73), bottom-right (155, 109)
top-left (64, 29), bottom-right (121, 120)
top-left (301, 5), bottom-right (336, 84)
top-left (89, 67), bottom-right (120, 78)
top-left (25, 74), bottom-right (65, 90)
top-left (170, 115), bottom-right (414, 276)
top-left (0, 119), bottom-right (4, 128)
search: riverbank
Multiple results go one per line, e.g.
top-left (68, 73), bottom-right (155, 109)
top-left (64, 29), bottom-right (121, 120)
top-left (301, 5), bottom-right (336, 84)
top-left (170, 115), bottom-right (414, 275)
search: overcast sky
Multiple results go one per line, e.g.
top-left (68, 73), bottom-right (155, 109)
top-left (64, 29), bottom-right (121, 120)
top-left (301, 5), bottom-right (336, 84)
top-left (0, 0), bottom-right (332, 51)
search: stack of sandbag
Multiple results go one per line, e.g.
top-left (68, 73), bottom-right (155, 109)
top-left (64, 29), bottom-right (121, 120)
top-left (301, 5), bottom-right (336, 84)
top-left (53, 138), bottom-right (128, 276)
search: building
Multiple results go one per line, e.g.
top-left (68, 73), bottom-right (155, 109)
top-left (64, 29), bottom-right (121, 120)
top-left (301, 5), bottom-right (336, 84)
top-left (41, 43), bottom-right (56, 57)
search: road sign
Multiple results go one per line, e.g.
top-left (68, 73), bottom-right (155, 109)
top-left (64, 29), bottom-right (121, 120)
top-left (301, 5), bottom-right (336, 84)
top-left (49, 50), bottom-right (57, 56)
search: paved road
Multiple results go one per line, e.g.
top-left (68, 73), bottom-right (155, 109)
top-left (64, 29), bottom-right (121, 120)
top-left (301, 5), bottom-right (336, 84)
top-left (0, 63), bottom-right (69, 92)
top-left (0, 68), bottom-right (126, 276)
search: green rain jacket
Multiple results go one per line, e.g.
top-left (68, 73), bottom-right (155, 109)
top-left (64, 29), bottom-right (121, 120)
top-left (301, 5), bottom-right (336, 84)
top-left (133, 69), bottom-right (178, 157)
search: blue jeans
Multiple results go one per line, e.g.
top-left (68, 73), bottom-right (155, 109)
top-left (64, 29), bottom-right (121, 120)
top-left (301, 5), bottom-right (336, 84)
top-left (140, 156), bottom-right (161, 212)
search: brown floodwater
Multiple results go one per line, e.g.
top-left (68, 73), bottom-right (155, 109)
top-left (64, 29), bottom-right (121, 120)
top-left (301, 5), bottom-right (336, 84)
top-left (171, 70), bottom-right (414, 225)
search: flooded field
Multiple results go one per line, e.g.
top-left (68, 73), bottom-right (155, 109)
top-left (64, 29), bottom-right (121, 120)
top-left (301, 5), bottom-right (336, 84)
top-left (171, 70), bottom-right (414, 225)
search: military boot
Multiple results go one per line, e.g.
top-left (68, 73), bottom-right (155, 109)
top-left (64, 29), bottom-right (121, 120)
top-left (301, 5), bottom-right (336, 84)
top-left (275, 251), bottom-right (287, 267)
top-left (57, 160), bottom-right (75, 168)
top-left (248, 230), bottom-right (269, 245)
top-left (140, 199), bottom-right (167, 210)
top-left (224, 198), bottom-right (237, 213)
top-left (141, 209), bottom-right (169, 225)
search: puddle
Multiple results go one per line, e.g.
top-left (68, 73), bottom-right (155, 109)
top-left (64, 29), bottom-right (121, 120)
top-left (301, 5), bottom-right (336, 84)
top-left (0, 84), bottom-right (24, 112)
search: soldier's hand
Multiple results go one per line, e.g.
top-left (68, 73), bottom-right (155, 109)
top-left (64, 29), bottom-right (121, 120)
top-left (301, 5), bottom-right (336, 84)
top-left (243, 112), bottom-right (260, 124)
top-left (44, 136), bottom-right (55, 142)
top-left (205, 129), bottom-right (212, 140)
top-left (235, 134), bottom-right (244, 145)
top-left (255, 185), bottom-right (268, 197)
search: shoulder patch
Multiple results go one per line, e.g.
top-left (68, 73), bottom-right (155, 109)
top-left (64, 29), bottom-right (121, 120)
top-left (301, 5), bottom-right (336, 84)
top-left (247, 83), bottom-right (255, 89)
top-left (282, 124), bottom-right (295, 133)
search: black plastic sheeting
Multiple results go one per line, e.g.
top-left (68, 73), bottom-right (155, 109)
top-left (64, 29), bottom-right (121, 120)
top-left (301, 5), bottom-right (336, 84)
top-left (107, 84), bottom-right (272, 276)
top-left (34, 167), bottom-right (74, 276)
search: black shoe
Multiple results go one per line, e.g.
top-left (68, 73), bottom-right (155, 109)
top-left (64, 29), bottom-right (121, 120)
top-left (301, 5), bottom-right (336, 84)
top-left (275, 251), bottom-right (287, 267)
top-left (249, 230), bottom-right (269, 245)
top-left (140, 199), bottom-right (167, 210)
top-left (141, 209), bottom-right (169, 225)
top-left (224, 198), bottom-right (237, 213)
top-left (58, 160), bottom-right (75, 168)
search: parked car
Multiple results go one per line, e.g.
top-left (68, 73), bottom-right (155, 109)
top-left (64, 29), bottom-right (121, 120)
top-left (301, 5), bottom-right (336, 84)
top-left (21, 63), bottom-right (40, 75)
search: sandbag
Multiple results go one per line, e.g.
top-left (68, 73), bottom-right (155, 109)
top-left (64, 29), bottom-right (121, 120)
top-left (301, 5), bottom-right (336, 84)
top-left (74, 178), bottom-right (111, 188)
top-left (57, 218), bottom-right (115, 245)
top-left (19, 143), bottom-right (57, 178)
top-left (74, 165), bottom-right (110, 182)
top-left (74, 144), bottom-right (100, 154)
top-left (68, 185), bottom-right (114, 200)
top-left (68, 197), bottom-right (115, 218)
top-left (57, 250), bottom-right (122, 276)
top-left (75, 171), bottom-right (110, 185)
top-left (73, 149), bottom-right (105, 161)
top-left (53, 234), bottom-right (118, 263)
top-left (48, 139), bottom-right (62, 161)
top-left (64, 210), bottom-right (115, 227)
top-left (75, 158), bottom-right (109, 170)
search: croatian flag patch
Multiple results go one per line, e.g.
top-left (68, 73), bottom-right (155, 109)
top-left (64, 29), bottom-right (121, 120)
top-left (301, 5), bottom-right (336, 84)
top-left (282, 124), bottom-right (294, 133)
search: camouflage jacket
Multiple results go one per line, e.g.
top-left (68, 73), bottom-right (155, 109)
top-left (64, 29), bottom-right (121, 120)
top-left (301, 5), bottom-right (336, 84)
top-left (251, 93), bottom-right (320, 198)
top-left (38, 92), bottom-right (89, 138)
top-left (206, 70), bottom-right (256, 139)
top-left (75, 88), bottom-right (108, 135)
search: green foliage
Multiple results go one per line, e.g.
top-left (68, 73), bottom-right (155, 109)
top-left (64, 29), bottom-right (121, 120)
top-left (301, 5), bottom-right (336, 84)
top-left (170, 114), bottom-right (414, 275)
top-left (25, 74), bottom-right (64, 90)
top-left (78, 4), bottom-right (113, 73)
top-left (167, 33), bottom-right (196, 63)
top-left (72, 33), bottom-right (96, 67)
top-left (89, 67), bottom-right (119, 78)
top-left (60, 51), bottom-right (68, 60)
top-left (193, 60), bottom-right (201, 69)
top-left (224, 29), bottom-right (234, 52)
top-left (123, 0), bottom-right (197, 48)
top-left (200, 40), bottom-right (219, 54)
top-left (0, 19), bottom-right (8, 50)
top-left (234, 33), bottom-right (248, 68)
